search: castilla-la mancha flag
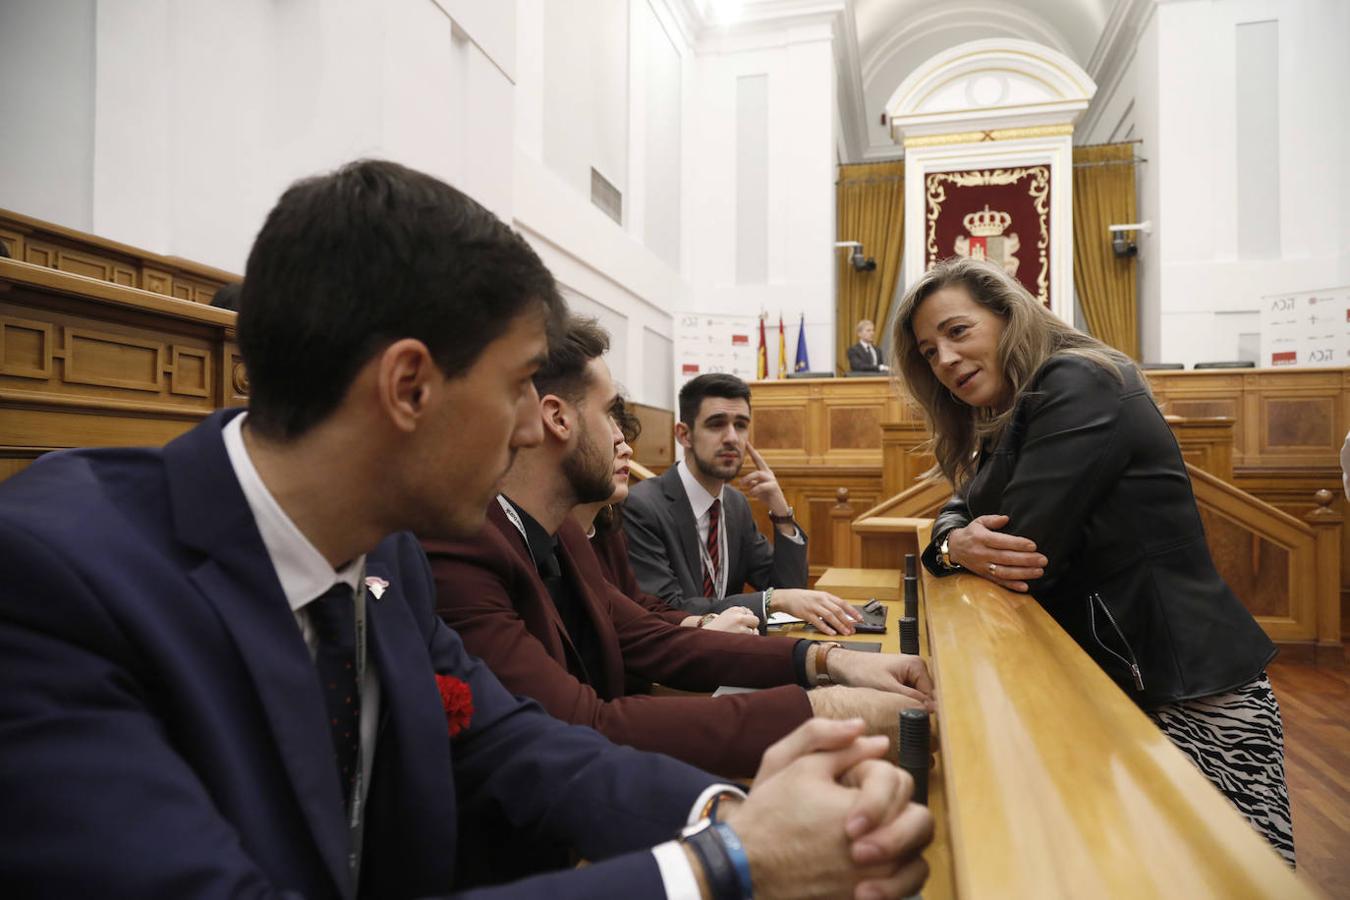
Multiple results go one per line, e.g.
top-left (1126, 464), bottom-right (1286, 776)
top-left (756, 315), bottom-right (768, 380)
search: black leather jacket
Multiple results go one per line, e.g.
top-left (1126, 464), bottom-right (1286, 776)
top-left (922, 354), bottom-right (1275, 708)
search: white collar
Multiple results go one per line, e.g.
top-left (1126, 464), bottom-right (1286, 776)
top-left (677, 457), bottom-right (724, 521)
top-left (222, 413), bottom-right (364, 613)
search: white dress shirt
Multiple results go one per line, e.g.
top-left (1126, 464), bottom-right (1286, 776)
top-left (222, 413), bottom-right (380, 812)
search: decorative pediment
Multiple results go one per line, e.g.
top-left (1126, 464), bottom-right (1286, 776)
top-left (886, 39), bottom-right (1095, 138)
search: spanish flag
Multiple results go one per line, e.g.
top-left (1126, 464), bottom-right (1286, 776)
top-left (777, 314), bottom-right (787, 379)
top-left (756, 314), bottom-right (768, 380)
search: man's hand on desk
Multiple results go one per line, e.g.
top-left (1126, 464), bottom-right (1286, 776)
top-left (825, 650), bottom-right (936, 708)
top-left (772, 589), bottom-right (864, 635)
top-left (722, 718), bottom-right (934, 900)
top-left (807, 687), bottom-right (931, 756)
top-left (684, 607), bottom-right (760, 634)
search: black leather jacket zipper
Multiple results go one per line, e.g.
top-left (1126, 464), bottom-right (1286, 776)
top-left (1088, 592), bottom-right (1145, 691)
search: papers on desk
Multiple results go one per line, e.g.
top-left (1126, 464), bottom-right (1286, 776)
top-left (766, 611), bottom-right (804, 627)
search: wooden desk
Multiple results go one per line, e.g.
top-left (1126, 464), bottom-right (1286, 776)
top-left (781, 566), bottom-right (954, 899)
top-left (909, 523), bottom-right (1317, 898)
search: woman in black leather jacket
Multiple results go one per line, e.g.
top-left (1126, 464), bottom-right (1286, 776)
top-left (892, 257), bottom-right (1294, 865)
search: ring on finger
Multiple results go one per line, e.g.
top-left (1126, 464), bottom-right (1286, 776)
top-left (988, 562), bottom-right (998, 576)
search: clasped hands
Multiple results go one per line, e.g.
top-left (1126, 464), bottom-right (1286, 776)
top-left (945, 514), bottom-right (1047, 593)
top-left (716, 718), bottom-right (934, 900)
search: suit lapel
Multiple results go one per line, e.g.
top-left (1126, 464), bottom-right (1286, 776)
top-left (487, 503), bottom-right (585, 670)
top-left (661, 466), bottom-right (704, 591)
top-left (165, 411), bottom-right (353, 896)
top-left (558, 523), bottom-right (625, 697)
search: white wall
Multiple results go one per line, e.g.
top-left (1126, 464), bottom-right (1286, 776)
top-left (684, 23), bottom-right (840, 373)
top-left (1, 0), bottom-right (518, 273)
top-left (1086, 0), bottom-right (1350, 365)
top-left (0, 0), bottom-right (96, 231)
top-left (0, 0), bottom-right (845, 407)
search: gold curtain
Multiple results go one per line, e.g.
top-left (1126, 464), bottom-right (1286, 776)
top-left (836, 160), bottom-right (904, 374)
top-left (1072, 143), bottom-right (1139, 359)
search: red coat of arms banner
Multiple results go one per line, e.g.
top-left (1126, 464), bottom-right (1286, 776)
top-left (925, 166), bottom-right (1052, 306)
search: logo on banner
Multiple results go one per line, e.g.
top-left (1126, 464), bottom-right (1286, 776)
top-left (1271, 351), bottom-right (1297, 366)
top-left (953, 205), bottom-right (1021, 276)
top-left (731, 334), bottom-right (749, 346)
top-left (681, 363), bottom-right (700, 375)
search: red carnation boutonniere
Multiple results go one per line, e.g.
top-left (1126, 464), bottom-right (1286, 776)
top-left (435, 674), bottom-right (474, 738)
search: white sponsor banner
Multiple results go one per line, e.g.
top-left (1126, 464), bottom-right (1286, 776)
top-left (1259, 286), bottom-right (1350, 368)
top-left (672, 313), bottom-right (761, 403)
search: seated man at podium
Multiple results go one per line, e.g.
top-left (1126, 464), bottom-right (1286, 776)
top-left (624, 373), bottom-right (862, 634)
top-left (846, 319), bottom-right (888, 373)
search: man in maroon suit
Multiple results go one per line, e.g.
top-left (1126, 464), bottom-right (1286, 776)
top-left (423, 317), bottom-right (934, 785)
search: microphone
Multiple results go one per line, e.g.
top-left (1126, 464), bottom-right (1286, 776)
top-left (898, 708), bottom-right (930, 805)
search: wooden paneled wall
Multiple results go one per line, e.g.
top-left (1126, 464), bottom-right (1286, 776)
top-left (0, 208), bottom-right (238, 305)
top-left (0, 260), bottom-right (240, 477)
top-left (750, 371), bottom-right (1350, 645)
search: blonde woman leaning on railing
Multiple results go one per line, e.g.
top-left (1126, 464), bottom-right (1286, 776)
top-left (890, 256), bottom-right (1295, 866)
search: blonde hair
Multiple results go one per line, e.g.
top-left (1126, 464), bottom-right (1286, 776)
top-left (856, 319), bottom-right (875, 336)
top-left (889, 257), bottom-right (1140, 488)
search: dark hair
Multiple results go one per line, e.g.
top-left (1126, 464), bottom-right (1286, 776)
top-left (210, 282), bottom-right (242, 312)
top-left (532, 315), bottom-right (610, 403)
top-left (678, 373), bottom-right (751, 426)
top-left (237, 158), bottom-right (565, 440)
top-left (612, 395), bottom-right (642, 444)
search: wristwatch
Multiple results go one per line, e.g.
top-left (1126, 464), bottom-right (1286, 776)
top-left (937, 533), bottom-right (961, 572)
top-left (767, 506), bottom-right (795, 524)
top-left (814, 642), bottom-right (842, 686)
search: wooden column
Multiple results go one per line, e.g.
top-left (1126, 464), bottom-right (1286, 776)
top-left (829, 487), bottom-right (857, 569)
top-left (1305, 489), bottom-right (1344, 665)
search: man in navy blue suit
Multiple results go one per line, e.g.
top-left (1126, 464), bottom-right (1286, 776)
top-left (0, 160), bottom-right (932, 899)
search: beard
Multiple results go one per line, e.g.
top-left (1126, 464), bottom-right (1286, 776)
top-left (691, 444), bottom-right (741, 482)
top-left (563, 428), bottom-right (617, 505)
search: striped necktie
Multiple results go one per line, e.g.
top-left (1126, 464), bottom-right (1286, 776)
top-left (702, 498), bottom-right (721, 598)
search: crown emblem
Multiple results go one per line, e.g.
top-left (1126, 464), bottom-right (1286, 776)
top-left (963, 205), bottom-right (1013, 237)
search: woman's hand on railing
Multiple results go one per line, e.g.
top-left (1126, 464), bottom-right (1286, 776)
top-left (946, 514), bottom-right (1047, 593)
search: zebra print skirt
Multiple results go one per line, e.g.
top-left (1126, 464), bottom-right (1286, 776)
top-left (1146, 672), bottom-right (1296, 867)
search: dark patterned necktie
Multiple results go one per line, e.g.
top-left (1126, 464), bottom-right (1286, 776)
top-left (308, 583), bottom-right (360, 810)
top-left (702, 498), bottom-right (721, 598)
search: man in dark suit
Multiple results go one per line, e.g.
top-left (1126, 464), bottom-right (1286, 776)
top-left (425, 316), bottom-right (933, 784)
top-left (0, 160), bottom-right (933, 899)
top-left (624, 373), bottom-right (862, 633)
top-left (846, 318), bottom-right (888, 373)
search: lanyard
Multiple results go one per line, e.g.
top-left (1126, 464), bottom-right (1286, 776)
top-left (695, 500), bottom-right (728, 600)
top-left (497, 495), bottom-right (536, 567)
top-left (342, 573), bottom-right (369, 884)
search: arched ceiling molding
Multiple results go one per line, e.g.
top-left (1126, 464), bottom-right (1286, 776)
top-left (885, 39), bottom-right (1095, 138)
top-left (860, 3), bottom-right (1075, 88)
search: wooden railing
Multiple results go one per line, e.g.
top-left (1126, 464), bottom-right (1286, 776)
top-left (816, 526), bottom-right (1319, 898)
top-left (0, 207), bottom-right (238, 304)
top-left (0, 258), bottom-right (240, 481)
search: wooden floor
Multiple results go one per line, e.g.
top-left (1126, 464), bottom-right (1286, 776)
top-left (1267, 659), bottom-right (1349, 898)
